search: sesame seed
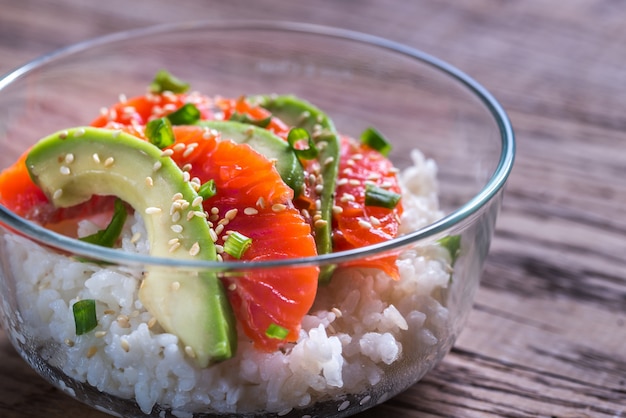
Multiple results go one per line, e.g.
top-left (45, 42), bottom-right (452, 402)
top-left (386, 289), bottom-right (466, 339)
top-left (117, 315), bottom-right (130, 328)
top-left (192, 196), bottom-right (203, 208)
top-left (171, 281), bottom-right (181, 291)
top-left (369, 216), bottom-right (382, 226)
top-left (145, 206), bottom-right (162, 215)
top-left (104, 157), bottom-right (115, 167)
top-left (193, 210), bottom-right (207, 218)
top-left (315, 199), bottom-right (322, 210)
top-left (171, 224), bottom-right (183, 233)
top-left (349, 179), bottom-right (361, 186)
top-left (351, 153), bottom-right (364, 160)
top-left (186, 211), bottom-right (195, 221)
top-left (210, 207), bottom-right (219, 215)
top-left (147, 317), bottom-right (157, 329)
top-left (337, 178), bottom-right (349, 186)
top-left (315, 184), bottom-right (324, 194)
top-left (169, 241), bottom-right (181, 253)
top-left (120, 339), bottom-right (130, 352)
top-left (59, 166), bottom-right (71, 175)
top-left (160, 149), bottom-right (174, 157)
top-left (184, 346), bottom-right (196, 358)
top-left (343, 168), bottom-right (354, 176)
top-left (216, 254), bottom-right (224, 262)
top-left (338, 401), bottom-right (350, 412)
top-left (340, 193), bottom-right (356, 202)
top-left (314, 219), bottom-right (328, 228)
top-left (86, 346), bottom-right (98, 358)
top-left (145, 176), bottom-right (154, 187)
top-left (189, 242), bottom-right (200, 256)
top-left (64, 339), bottom-right (75, 347)
top-left (209, 228), bottom-right (218, 242)
top-left (182, 172), bottom-right (191, 182)
top-left (153, 161), bottom-right (162, 171)
top-left (324, 156), bottom-right (335, 166)
top-left (272, 203), bottom-right (287, 212)
top-left (332, 205), bottom-right (344, 214)
top-left (214, 224), bottom-right (224, 235)
top-left (131, 232), bottom-right (142, 243)
top-left (64, 153), bottom-right (75, 164)
top-left (53, 189), bottom-right (63, 200)
top-left (182, 163), bottom-right (193, 172)
top-left (215, 244), bottom-right (224, 254)
top-left (225, 208), bottom-right (238, 220)
top-left (331, 307), bottom-right (343, 318)
top-left (346, 159), bottom-right (356, 166)
top-left (95, 331), bottom-right (106, 338)
top-left (256, 197), bottom-right (266, 209)
top-left (173, 143), bottom-right (186, 152)
top-left (92, 153), bottom-right (101, 164)
top-left (171, 192), bottom-right (184, 202)
top-left (183, 143), bottom-right (197, 158)
top-left (103, 309), bottom-right (116, 315)
top-left (168, 238), bottom-right (180, 246)
top-left (74, 128), bottom-right (86, 138)
top-left (358, 219), bottom-right (373, 229)
top-left (244, 207), bottom-right (258, 215)
top-left (359, 395), bottom-right (372, 406)
top-left (171, 211), bottom-right (181, 223)
top-left (228, 283), bottom-right (237, 291)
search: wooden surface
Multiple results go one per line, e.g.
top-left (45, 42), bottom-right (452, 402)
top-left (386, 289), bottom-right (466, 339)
top-left (1, 1), bottom-right (625, 417)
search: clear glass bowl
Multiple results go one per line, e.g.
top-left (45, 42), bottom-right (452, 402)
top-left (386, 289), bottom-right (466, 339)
top-left (0, 20), bottom-right (514, 417)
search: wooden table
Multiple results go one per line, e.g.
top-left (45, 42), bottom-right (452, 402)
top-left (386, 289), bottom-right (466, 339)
top-left (1, 1), bottom-right (624, 417)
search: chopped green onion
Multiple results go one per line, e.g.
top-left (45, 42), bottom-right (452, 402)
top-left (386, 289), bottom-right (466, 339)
top-left (223, 231), bottom-right (252, 259)
top-left (149, 69), bottom-right (190, 94)
top-left (145, 117), bottom-right (175, 149)
top-left (360, 127), bottom-right (392, 156)
top-left (73, 299), bottom-right (98, 335)
top-left (438, 235), bottom-right (461, 265)
top-left (229, 112), bottom-right (272, 128)
top-left (265, 323), bottom-right (289, 340)
top-left (167, 103), bottom-right (201, 125)
top-left (79, 199), bottom-right (128, 247)
top-left (287, 128), bottom-right (319, 160)
top-left (364, 184), bottom-right (401, 209)
top-left (198, 179), bottom-right (216, 199)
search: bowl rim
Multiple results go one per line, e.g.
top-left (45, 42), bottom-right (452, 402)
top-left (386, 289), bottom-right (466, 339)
top-left (0, 19), bottom-right (515, 270)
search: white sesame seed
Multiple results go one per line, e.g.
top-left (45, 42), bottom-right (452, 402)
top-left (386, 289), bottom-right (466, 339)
top-left (169, 242), bottom-right (181, 253)
top-left (160, 149), bottom-right (174, 157)
top-left (171, 211), bottom-right (181, 223)
top-left (189, 242), bottom-right (200, 256)
top-left (209, 228), bottom-right (218, 242)
top-left (182, 163), bottom-right (193, 172)
top-left (173, 143), bottom-right (186, 152)
top-left (351, 153), bottom-right (364, 160)
top-left (168, 238), bottom-right (180, 246)
top-left (214, 224), bottom-right (224, 235)
top-left (244, 207), bottom-right (258, 215)
top-left (182, 172), bottom-right (191, 182)
top-left (256, 197), bottom-right (266, 209)
top-left (183, 143), bottom-right (197, 158)
top-left (73, 128), bottom-right (86, 138)
top-left (216, 254), bottom-right (224, 262)
top-left (349, 179), bottom-right (361, 186)
top-left (186, 211), bottom-right (195, 221)
top-left (171, 224), bottom-right (183, 233)
top-left (331, 307), bottom-right (343, 318)
top-left (314, 219), bottom-right (328, 228)
top-left (171, 281), bottom-right (181, 291)
top-left (64, 153), bottom-right (74, 164)
top-left (337, 178), bottom-right (349, 186)
top-left (131, 232), bottom-right (142, 243)
top-left (358, 219), bottom-right (373, 229)
top-left (210, 207), bottom-right (219, 215)
top-left (145, 176), bottom-right (154, 187)
top-left (120, 338), bottom-right (130, 352)
top-left (192, 196), bottom-right (203, 208)
top-left (145, 207), bottom-right (162, 215)
top-left (92, 153), bottom-right (101, 164)
top-left (193, 210), bottom-right (207, 218)
top-left (332, 205), bottom-right (344, 214)
top-left (315, 184), bottom-right (324, 194)
top-left (153, 161), bottom-right (162, 171)
top-left (53, 189), bottom-right (63, 200)
top-left (147, 317), bottom-right (157, 329)
top-left (111, 130), bottom-right (122, 138)
top-left (324, 156), bottom-right (335, 166)
top-left (171, 192), bottom-right (184, 202)
top-left (272, 203), bottom-right (287, 212)
top-left (215, 244), bottom-right (224, 254)
top-left (369, 216), bottom-right (382, 226)
top-left (184, 346), bottom-right (196, 358)
top-left (228, 283), bottom-right (237, 291)
top-left (95, 331), bottom-right (107, 338)
top-left (59, 166), bottom-right (71, 175)
top-left (225, 208), bottom-right (238, 220)
top-left (340, 193), bottom-right (356, 202)
top-left (315, 199), bottom-right (322, 210)
top-left (104, 157), bottom-right (115, 167)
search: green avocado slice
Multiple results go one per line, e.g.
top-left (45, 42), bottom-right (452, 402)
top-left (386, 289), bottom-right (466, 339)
top-left (196, 120), bottom-right (305, 197)
top-left (26, 127), bottom-right (237, 367)
top-left (251, 95), bottom-right (340, 283)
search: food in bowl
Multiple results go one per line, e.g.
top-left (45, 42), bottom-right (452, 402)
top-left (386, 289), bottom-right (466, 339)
top-left (0, 70), bottom-right (457, 416)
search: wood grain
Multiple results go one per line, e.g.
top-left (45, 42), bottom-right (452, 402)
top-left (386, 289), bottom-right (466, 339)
top-left (1, 0), bottom-right (625, 417)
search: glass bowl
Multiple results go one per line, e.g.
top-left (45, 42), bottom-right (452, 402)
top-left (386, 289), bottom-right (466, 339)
top-left (0, 20), bottom-right (514, 418)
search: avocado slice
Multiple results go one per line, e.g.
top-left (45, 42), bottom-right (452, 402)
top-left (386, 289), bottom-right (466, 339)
top-left (26, 127), bottom-right (237, 367)
top-left (196, 120), bottom-right (305, 197)
top-left (251, 95), bottom-right (341, 283)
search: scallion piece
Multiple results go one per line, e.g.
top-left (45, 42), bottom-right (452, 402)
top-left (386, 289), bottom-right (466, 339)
top-left (198, 179), bottom-right (216, 199)
top-left (265, 323), bottom-right (289, 340)
top-left (364, 184), bottom-right (401, 209)
top-left (79, 198), bottom-right (128, 247)
top-left (361, 127), bottom-right (392, 156)
top-left (229, 112), bottom-right (272, 128)
top-left (73, 299), bottom-right (98, 335)
top-left (149, 69), bottom-right (190, 94)
top-left (438, 235), bottom-right (461, 265)
top-left (223, 231), bottom-right (252, 259)
top-left (287, 128), bottom-right (319, 160)
top-left (167, 103), bottom-right (201, 125)
top-left (145, 117), bottom-right (175, 149)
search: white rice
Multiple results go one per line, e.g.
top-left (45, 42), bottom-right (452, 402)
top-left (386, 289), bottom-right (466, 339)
top-left (4, 149), bottom-right (452, 415)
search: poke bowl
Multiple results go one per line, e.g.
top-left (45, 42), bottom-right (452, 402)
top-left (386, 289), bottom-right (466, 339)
top-left (0, 20), bottom-right (514, 417)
